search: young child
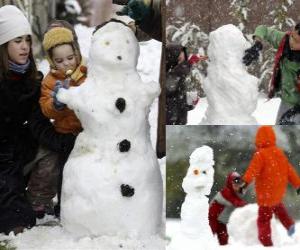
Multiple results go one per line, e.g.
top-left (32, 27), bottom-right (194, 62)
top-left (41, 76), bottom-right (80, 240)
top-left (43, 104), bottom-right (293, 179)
top-left (243, 126), bottom-right (300, 246)
top-left (39, 26), bottom-right (87, 217)
top-left (209, 172), bottom-right (247, 245)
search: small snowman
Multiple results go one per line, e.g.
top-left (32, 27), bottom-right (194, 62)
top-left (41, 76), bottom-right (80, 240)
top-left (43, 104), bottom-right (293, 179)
top-left (181, 146), bottom-right (215, 238)
top-left (202, 24), bottom-right (259, 125)
top-left (57, 20), bottom-right (163, 239)
top-left (169, 146), bottom-right (217, 250)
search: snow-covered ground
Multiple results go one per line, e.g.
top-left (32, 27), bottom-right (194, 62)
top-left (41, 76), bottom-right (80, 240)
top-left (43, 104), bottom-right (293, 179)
top-left (166, 218), bottom-right (300, 250)
top-left (0, 24), bottom-right (164, 250)
top-left (188, 93), bottom-right (281, 125)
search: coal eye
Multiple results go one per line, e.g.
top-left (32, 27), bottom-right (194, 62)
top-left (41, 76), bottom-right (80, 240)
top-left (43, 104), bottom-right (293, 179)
top-left (105, 41), bottom-right (110, 45)
top-left (202, 171), bottom-right (207, 175)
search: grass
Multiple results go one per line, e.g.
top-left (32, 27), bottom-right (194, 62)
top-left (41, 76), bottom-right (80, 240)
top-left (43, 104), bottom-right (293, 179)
top-left (0, 240), bottom-right (16, 250)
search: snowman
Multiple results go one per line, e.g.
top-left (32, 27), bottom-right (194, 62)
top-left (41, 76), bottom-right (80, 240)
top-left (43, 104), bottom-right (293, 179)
top-left (202, 24), bottom-right (259, 125)
top-left (181, 146), bottom-right (215, 238)
top-left (169, 146), bottom-right (217, 250)
top-left (56, 20), bottom-right (163, 239)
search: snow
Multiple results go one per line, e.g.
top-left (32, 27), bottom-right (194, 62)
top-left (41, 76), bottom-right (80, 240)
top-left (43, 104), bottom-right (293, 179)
top-left (0, 22), bottom-right (163, 250)
top-left (202, 24), bottom-right (259, 125)
top-left (188, 94), bottom-right (281, 125)
top-left (167, 205), bottom-right (300, 250)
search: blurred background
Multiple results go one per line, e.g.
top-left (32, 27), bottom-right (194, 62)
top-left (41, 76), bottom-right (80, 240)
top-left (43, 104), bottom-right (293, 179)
top-left (166, 125), bottom-right (300, 219)
top-left (0, 0), bottom-right (115, 58)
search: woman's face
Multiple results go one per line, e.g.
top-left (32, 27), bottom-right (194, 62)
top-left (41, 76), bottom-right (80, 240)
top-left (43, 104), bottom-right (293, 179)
top-left (7, 35), bottom-right (31, 64)
top-left (51, 44), bottom-right (77, 73)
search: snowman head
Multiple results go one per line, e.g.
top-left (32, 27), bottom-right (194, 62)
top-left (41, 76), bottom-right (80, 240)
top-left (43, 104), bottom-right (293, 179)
top-left (208, 24), bottom-right (250, 63)
top-left (182, 146), bottom-right (215, 196)
top-left (89, 19), bottom-right (139, 71)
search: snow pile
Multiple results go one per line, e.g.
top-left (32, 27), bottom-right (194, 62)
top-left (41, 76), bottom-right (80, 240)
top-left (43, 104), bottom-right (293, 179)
top-left (202, 24), bottom-right (259, 125)
top-left (0, 226), bottom-right (164, 250)
top-left (57, 21), bottom-right (163, 239)
top-left (228, 204), bottom-right (282, 245)
top-left (169, 146), bottom-right (218, 250)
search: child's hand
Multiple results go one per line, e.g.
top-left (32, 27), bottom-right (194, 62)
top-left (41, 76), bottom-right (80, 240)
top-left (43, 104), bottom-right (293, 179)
top-left (52, 81), bottom-right (66, 110)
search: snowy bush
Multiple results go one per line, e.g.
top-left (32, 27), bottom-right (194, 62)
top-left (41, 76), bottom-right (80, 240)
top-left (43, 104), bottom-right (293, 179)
top-left (167, 22), bottom-right (208, 96)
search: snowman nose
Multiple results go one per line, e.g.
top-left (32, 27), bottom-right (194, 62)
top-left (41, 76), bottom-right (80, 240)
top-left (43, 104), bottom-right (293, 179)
top-left (121, 184), bottom-right (135, 197)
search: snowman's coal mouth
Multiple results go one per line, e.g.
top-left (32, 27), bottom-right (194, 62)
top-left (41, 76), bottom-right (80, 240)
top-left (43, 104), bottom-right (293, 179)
top-left (120, 184), bottom-right (135, 197)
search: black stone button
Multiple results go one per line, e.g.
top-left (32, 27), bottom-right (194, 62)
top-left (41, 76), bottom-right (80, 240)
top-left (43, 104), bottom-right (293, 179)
top-left (121, 184), bottom-right (135, 197)
top-left (118, 139), bottom-right (130, 152)
top-left (115, 98), bottom-right (126, 113)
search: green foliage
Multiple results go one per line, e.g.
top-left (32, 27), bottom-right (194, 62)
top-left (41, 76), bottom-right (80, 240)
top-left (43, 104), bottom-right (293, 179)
top-left (230, 0), bottom-right (251, 31)
top-left (0, 240), bottom-right (15, 250)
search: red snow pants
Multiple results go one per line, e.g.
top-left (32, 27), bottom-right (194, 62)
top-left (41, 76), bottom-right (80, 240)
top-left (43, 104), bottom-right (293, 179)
top-left (257, 203), bottom-right (294, 246)
top-left (208, 202), bottom-right (229, 245)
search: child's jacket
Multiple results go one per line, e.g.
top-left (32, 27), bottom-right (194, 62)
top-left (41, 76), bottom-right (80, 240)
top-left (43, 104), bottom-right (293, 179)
top-left (40, 60), bottom-right (87, 134)
top-left (243, 126), bottom-right (300, 206)
top-left (209, 172), bottom-right (246, 225)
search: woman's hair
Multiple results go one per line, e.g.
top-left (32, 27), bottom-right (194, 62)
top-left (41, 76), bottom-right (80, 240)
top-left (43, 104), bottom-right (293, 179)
top-left (0, 37), bottom-right (38, 82)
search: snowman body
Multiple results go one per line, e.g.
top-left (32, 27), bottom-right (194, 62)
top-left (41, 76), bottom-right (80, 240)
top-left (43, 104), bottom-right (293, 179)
top-left (202, 24), bottom-right (259, 125)
top-left (57, 21), bottom-right (163, 238)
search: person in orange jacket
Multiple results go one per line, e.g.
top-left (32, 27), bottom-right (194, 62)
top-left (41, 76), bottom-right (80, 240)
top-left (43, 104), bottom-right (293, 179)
top-left (39, 25), bottom-right (87, 217)
top-left (40, 26), bottom-right (87, 134)
top-left (242, 126), bottom-right (300, 246)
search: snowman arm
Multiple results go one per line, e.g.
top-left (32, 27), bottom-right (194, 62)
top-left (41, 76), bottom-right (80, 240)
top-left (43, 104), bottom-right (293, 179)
top-left (56, 86), bottom-right (82, 111)
top-left (142, 80), bottom-right (161, 102)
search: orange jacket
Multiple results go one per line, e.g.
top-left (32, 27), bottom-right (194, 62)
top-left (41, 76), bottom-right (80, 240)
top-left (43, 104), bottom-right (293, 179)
top-left (39, 62), bottom-right (87, 134)
top-left (243, 126), bottom-right (300, 207)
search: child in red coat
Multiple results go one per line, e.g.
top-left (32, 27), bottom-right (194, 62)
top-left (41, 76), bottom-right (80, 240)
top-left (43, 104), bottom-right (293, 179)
top-left (209, 172), bottom-right (247, 245)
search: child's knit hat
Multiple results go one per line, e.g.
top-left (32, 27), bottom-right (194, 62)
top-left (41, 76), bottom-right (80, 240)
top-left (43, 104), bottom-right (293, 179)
top-left (42, 27), bottom-right (77, 68)
top-left (0, 5), bottom-right (32, 45)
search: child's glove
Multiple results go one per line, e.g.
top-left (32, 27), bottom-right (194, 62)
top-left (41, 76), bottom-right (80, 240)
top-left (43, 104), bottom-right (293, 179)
top-left (52, 80), bottom-right (69, 110)
top-left (117, 0), bottom-right (152, 22)
top-left (242, 41), bottom-right (263, 66)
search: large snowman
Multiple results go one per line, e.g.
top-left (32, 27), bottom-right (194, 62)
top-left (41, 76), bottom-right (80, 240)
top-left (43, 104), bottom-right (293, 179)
top-left (56, 20), bottom-right (163, 239)
top-left (202, 24), bottom-right (259, 125)
top-left (169, 146), bottom-right (218, 250)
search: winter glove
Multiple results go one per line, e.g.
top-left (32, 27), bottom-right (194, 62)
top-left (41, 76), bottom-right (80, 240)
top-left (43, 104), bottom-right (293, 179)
top-left (297, 187), bottom-right (300, 195)
top-left (51, 80), bottom-right (69, 110)
top-left (242, 41), bottom-right (263, 66)
top-left (117, 0), bottom-right (152, 22)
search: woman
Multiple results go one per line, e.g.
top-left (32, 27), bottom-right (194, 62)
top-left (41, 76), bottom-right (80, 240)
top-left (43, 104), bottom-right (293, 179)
top-left (0, 5), bottom-right (75, 234)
